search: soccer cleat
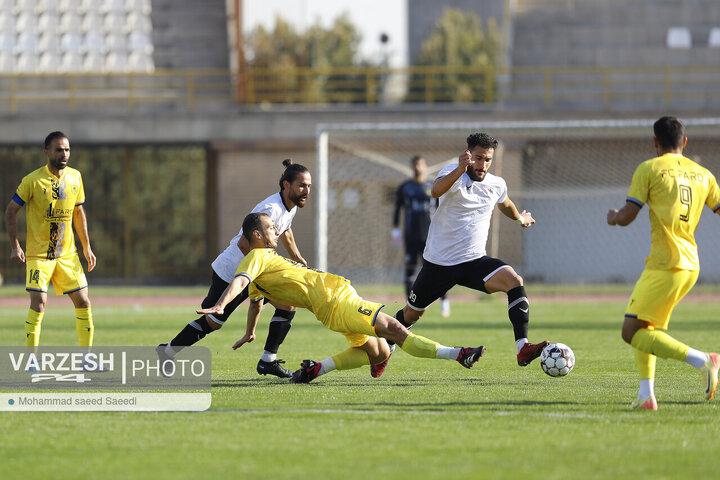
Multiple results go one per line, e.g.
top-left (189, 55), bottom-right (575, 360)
top-left (630, 396), bottom-right (658, 410)
top-left (701, 352), bottom-right (720, 400)
top-left (456, 346), bottom-right (486, 369)
top-left (290, 360), bottom-right (322, 384)
top-left (440, 299), bottom-right (451, 318)
top-left (257, 359), bottom-right (293, 378)
top-left (370, 344), bottom-right (395, 378)
top-left (517, 340), bottom-right (550, 366)
top-left (156, 343), bottom-right (175, 378)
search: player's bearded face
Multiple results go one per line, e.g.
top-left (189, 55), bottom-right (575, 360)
top-left (466, 146), bottom-right (493, 182)
top-left (287, 172), bottom-right (312, 208)
top-left (46, 138), bottom-right (71, 171)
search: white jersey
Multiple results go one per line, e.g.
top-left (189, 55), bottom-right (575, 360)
top-left (423, 164), bottom-right (508, 266)
top-left (211, 192), bottom-right (298, 283)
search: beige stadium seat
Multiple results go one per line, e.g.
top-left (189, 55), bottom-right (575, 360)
top-left (126, 0), bottom-right (151, 15)
top-left (667, 27), bottom-right (691, 49)
top-left (709, 28), bottom-right (720, 47)
top-left (0, 0), bottom-right (14, 12)
top-left (15, 33), bottom-right (40, 54)
top-left (0, 33), bottom-right (15, 54)
top-left (38, 12), bottom-right (61, 35)
top-left (0, 52), bottom-right (14, 72)
top-left (16, 13), bottom-right (39, 34)
top-left (126, 11), bottom-right (152, 33)
top-left (0, 14), bottom-right (14, 33)
top-left (15, 0), bottom-right (39, 14)
top-left (104, 12), bottom-right (127, 33)
top-left (105, 33), bottom-right (127, 52)
top-left (38, 51), bottom-right (62, 72)
top-left (78, 0), bottom-right (101, 12)
top-left (105, 51), bottom-right (127, 72)
top-left (83, 51), bottom-right (105, 71)
top-left (128, 51), bottom-right (153, 72)
top-left (60, 51), bottom-right (84, 72)
top-left (128, 31), bottom-right (152, 54)
top-left (39, 32), bottom-right (63, 54)
top-left (61, 0), bottom-right (84, 13)
top-left (61, 32), bottom-right (84, 53)
top-left (84, 31), bottom-right (107, 53)
top-left (82, 12), bottom-right (104, 33)
top-left (60, 12), bottom-right (83, 33)
top-left (38, 0), bottom-right (61, 12)
top-left (16, 53), bottom-right (40, 72)
top-left (102, 0), bottom-right (125, 13)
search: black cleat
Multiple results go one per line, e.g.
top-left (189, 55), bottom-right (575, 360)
top-left (456, 346), bottom-right (486, 369)
top-left (289, 360), bottom-right (321, 383)
top-left (257, 359), bottom-right (293, 378)
top-left (156, 343), bottom-right (175, 378)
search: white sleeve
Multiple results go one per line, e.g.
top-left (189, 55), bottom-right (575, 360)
top-left (436, 164), bottom-right (463, 193)
top-left (497, 178), bottom-right (508, 204)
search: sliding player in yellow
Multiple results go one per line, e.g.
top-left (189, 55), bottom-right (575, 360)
top-left (607, 116), bottom-right (720, 410)
top-left (198, 212), bottom-right (486, 383)
top-left (4, 131), bottom-right (96, 348)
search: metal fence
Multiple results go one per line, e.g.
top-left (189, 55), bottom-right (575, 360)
top-left (2, 65), bottom-right (720, 112)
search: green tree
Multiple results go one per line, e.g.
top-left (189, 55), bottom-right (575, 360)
top-left (413, 8), bottom-right (499, 102)
top-left (246, 14), bottom-right (370, 103)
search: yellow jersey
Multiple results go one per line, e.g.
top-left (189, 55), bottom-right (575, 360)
top-left (627, 153), bottom-right (720, 270)
top-left (236, 248), bottom-right (350, 323)
top-left (13, 165), bottom-right (86, 260)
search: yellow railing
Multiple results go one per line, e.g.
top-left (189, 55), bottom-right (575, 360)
top-left (2, 65), bottom-right (720, 112)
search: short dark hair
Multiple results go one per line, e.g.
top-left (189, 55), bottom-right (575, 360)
top-left (279, 158), bottom-right (309, 191)
top-left (242, 212), bottom-right (270, 241)
top-left (653, 116), bottom-right (685, 150)
top-left (44, 131), bottom-right (68, 149)
top-left (466, 132), bottom-right (498, 151)
top-left (410, 155), bottom-right (424, 165)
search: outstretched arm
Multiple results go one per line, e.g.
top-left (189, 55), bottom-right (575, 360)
top-left (197, 275), bottom-right (250, 316)
top-left (279, 228), bottom-right (307, 266)
top-left (607, 201), bottom-right (642, 226)
top-left (5, 200), bottom-right (25, 263)
top-left (498, 197), bottom-right (535, 228)
top-left (232, 299), bottom-right (263, 350)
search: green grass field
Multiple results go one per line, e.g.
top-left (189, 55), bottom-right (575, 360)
top-left (1, 287), bottom-right (719, 480)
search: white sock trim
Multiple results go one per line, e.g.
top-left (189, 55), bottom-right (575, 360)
top-left (685, 347), bottom-right (707, 369)
top-left (261, 351), bottom-right (277, 362)
top-left (516, 338), bottom-right (528, 354)
top-left (638, 378), bottom-right (655, 399)
top-left (318, 357), bottom-right (335, 376)
top-left (436, 346), bottom-right (461, 360)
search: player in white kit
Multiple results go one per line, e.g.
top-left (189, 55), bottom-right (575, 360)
top-left (158, 159), bottom-right (311, 378)
top-left (371, 133), bottom-right (548, 378)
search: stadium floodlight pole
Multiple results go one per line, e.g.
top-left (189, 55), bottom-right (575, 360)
top-left (315, 127), bottom-right (329, 272)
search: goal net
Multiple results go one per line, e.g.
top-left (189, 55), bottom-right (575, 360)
top-left (315, 119), bottom-right (720, 285)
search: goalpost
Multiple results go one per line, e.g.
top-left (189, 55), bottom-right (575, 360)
top-left (316, 118), bottom-right (720, 285)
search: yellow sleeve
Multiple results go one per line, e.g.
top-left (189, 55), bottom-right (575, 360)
top-left (235, 249), bottom-right (267, 282)
top-left (75, 172), bottom-right (86, 205)
top-left (14, 174), bottom-right (33, 205)
top-left (626, 162), bottom-right (649, 207)
top-left (705, 173), bottom-right (720, 212)
top-left (248, 283), bottom-right (264, 302)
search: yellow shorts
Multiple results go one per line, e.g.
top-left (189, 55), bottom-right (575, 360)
top-left (26, 255), bottom-right (88, 296)
top-left (626, 268), bottom-right (698, 329)
top-left (325, 284), bottom-right (383, 348)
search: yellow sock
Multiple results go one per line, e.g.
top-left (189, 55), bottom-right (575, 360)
top-left (75, 307), bottom-right (94, 347)
top-left (635, 350), bottom-right (656, 380)
top-left (400, 333), bottom-right (439, 359)
top-left (331, 348), bottom-right (369, 370)
top-left (25, 310), bottom-right (44, 347)
top-left (631, 328), bottom-right (688, 362)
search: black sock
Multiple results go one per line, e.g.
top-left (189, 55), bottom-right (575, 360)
top-left (262, 310), bottom-right (295, 355)
top-left (169, 317), bottom-right (215, 349)
top-left (387, 309), bottom-right (414, 347)
top-left (507, 286), bottom-right (529, 341)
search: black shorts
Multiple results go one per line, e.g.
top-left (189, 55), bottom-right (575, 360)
top-left (202, 270), bottom-right (250, 324)
top-left (407, 256), bottom-right (509, 311)
top-left (404, 237), bottom-right (426, 266)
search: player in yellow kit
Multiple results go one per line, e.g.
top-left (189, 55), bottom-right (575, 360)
top-left (197, 212), bottom-right (486, 383)
top-left (607, 116), bottom-right (720, 410)
top-left (4, 131), bottom-right (96, 348)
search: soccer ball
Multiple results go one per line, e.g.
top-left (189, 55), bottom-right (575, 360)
top-left (540, 343), bottom-right (575, 377)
